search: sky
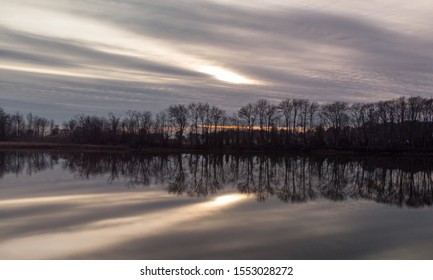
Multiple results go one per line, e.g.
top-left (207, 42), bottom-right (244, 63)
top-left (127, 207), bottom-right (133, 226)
top-left (1, 0), bottom-right (433, 121)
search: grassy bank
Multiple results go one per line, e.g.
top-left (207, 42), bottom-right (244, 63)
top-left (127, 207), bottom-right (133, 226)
top-left (1, 141), bottom-right (433, 157)
top-left (0, 142), bottom-right (130, 152)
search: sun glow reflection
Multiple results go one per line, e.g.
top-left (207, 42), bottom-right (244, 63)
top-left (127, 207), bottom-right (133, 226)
top-left (209, 194), bottom-right (247, 206)
top-left (0, 192), bottom-right (249, 259)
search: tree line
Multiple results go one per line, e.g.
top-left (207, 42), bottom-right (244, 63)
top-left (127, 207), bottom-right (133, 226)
top-left (2, 151), bottom-right (433, 207)
top-left (2, 95), bottom-right (433, 151)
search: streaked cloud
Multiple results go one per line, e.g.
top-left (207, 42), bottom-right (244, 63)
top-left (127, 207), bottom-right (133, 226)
top-left (1, 0), bottom-right (433, 120)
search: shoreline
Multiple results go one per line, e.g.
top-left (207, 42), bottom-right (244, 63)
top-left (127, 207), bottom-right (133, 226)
top-left (0, 142), bottom-right (130, 152)
top-left (0, 141), bottom-right (433, 156)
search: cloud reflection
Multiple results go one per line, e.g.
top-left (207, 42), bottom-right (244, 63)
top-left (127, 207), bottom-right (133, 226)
top-left (0, 191), bottom-right (248, 259)
top-left (2, 152), bottom-right (433, 259)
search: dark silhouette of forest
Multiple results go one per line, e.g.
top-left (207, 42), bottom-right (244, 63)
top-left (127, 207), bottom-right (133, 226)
top-left (2, 96), bottom-right (433, 152)
top-left (2, 151), bottom-right (433, 208)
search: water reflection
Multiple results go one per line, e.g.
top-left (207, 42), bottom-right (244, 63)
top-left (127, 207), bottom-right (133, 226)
top-left (3, 151), bottom-right (433, 259)
top-left (1, 151), bottom-right (433, 208)
top-left (0, 191), bottom-right (249, 259)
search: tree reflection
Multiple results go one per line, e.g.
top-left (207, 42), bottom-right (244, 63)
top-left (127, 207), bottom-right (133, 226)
top-left (0, 151), bottom-right (56, 178)
top-left (1, 151), bottom-right (433, 208)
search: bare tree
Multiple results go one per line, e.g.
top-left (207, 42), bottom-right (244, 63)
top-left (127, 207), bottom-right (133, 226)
top-left (168, 104), bottom-right (189, 146)
top-left (124, 110), bottom-right (140, 135)
top-left (279, 99), bottom-right (293, 144)
top-left (292, 99), bottom-right (304, 133)
top-left (0, 108), bottom-right (9, 140)
top-left (297, 99), bottom-right (310, 135)
top-left (154, 110), bottom-right (171, 145)
top-left (197, 103), bottom-right (210, 144)
top-left (10, 112), bottom-right (25, 138)
top-left (48, 119), bottom-right (56, 136)
top-left (139, 111), bottom-right (153, 135)
top-left (238, 103), bottom-right (257, 141)
top-left (107, 112), bottom-right (121, 142)
top-left (209, 106), bottom-right (225, 145)
top-left (34, 116), bottom-right (49, 137)
top-left (308, 102), bottom-right (319, 131)
top-left (321, 101), bottom-right (349, 146)
top-left (26, 113), bottom-right (34, 137)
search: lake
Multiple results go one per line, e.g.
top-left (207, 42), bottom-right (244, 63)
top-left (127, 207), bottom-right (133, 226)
top-left (1, 151), bottom-right (433, 259)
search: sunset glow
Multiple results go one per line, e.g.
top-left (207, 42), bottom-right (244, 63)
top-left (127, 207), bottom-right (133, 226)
top-left (199, 66), bottom-right (255, 85)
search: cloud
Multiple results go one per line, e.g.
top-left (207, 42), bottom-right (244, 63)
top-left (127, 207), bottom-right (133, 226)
top-left (0, 27), bottom-right (208, 79)
top-left (1, 0), bottom-right (433, 120)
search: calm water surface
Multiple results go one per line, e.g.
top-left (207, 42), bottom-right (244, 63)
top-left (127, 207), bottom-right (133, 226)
top-left (1, 151), bottom-right (433, 259)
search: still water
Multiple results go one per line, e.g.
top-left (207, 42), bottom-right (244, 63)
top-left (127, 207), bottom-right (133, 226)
top-left (1, 151), bottom-right (433, 259)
